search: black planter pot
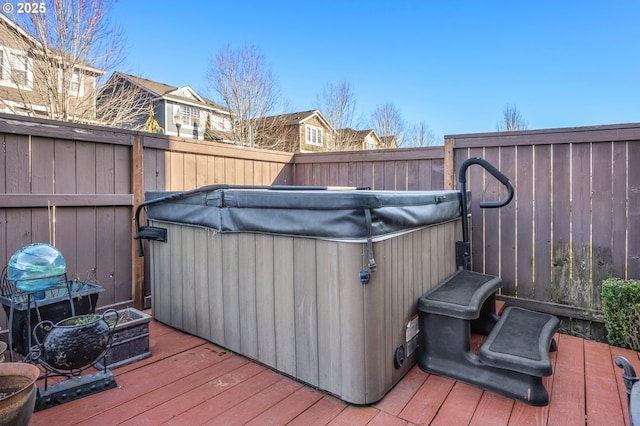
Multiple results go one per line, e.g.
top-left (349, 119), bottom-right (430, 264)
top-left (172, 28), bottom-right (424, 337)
top-left (34, 310), bottom-right (117, 371)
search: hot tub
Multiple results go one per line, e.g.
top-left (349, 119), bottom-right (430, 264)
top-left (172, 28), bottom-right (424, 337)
top-left (138, 185), bottom-right (466, 404)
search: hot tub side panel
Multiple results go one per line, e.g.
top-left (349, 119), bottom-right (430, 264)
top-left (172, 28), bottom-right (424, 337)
top-left (360, 219), bottom-right (460, 403)
top-left (149, 219), bottom-right (460, 404)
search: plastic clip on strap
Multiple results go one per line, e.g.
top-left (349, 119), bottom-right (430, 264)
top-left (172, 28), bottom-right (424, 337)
top-left (364, 208), bottom-right (377, 273)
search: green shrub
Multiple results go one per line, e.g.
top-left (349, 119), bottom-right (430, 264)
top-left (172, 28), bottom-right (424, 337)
top-left (601, 278), bottom-right (640, 350)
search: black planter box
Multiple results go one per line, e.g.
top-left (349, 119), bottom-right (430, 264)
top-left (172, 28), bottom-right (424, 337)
top-left (95, 307), bottom-right (151, 370)
top-left (0, 281), bottom-right (104, 354)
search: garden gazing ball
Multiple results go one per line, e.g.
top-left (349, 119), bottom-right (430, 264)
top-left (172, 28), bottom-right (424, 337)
top-left (7, 243), bottom-right (66, 292)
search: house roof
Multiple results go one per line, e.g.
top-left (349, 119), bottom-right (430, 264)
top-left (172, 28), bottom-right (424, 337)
top-left (110, 72), bottom-right (229, 114)
top-left (262, 109), bottom-right (335, 131)
top-left (338, 128), bottom-right (377, 140)
top-left (0, 13), bottom-right (104, 76)
top-left (0, 12), bottom-right (34, 42)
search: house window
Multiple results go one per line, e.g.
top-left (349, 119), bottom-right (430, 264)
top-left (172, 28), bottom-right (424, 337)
top-left (306, 125), bottom-right (323, 146)
top-left (10, 52), bottom-right (29, 86)
top-left (57, 69), bottom-right (84, 96)
top-left (70, 69), bottom-right (83, 96)
top-left (180, 105), bottom-right (200, 126)
top-left (0, 47), bottom-right (33, 89)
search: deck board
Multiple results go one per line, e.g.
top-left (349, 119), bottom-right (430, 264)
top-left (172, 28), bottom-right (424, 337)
top-left (584, 339), bottom-right (626, 426)
top-left (398, 374), bottom-right (456, 424)
top-left (469, 392), bottom-right (514, 426)
top-left (430, 382), bottom-right (484, 425)
top-left (27, 318), bottom-right (636, 426)
top-left (121, 361), bottom-right (265, 426)
top-left (547, 334), bottom-right (586, 426)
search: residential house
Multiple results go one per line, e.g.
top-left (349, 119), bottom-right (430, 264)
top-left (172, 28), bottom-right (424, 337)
top-left (337, 128), bottom-right (382, 151)
top-left (0, 13), bottom-right (104, 121)
top-left (98, 72), bottom-right (233, 141)
top-left (380, 135), bottom-right (399, 149)
top-left (260, 109), bottom-right (335, 153)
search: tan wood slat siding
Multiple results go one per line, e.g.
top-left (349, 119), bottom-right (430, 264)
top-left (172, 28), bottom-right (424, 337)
top-left (146, 220), bottom-right (460, 404)
top-left (192, 228), bottom-right (210, 339)
top-left (255, 234), bottom-right (276, 367)
top-left (181, 225), bottom-right (197, 334)
top-left (238, 233), bottom-right (259, 360)
top-left (273, 235), bottom-right (296, 377)
top-left (207, 230), bottom-right (225, 345)
top-left (222, 233), bottom-right (241, 350)
top-left (316, 239), bottom-right (342, 394)
top-left (293, 237), bottom-right (320, 386)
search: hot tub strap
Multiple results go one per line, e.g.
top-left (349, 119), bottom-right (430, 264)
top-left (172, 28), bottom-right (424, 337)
top-left (364, 209), bottom-right (377, 273)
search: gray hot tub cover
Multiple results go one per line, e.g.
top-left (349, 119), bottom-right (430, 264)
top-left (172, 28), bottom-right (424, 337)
top-left (143, 186), bottom-right (467, 242)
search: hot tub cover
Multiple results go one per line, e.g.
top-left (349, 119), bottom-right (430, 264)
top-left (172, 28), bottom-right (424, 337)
top-left (143, 186), bottom-right (467, 242)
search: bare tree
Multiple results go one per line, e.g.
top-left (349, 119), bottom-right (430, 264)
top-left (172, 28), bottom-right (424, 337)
top-left (314, 79), bottom-right (358, 151)
top-left (205, 44), bottom-right (288, 149)
top-left (370, 102), bottom-right (407, 148)
top-left (406, 121), bottom-right (439, 147)
top-left (2, 0), bottom-right (145, 126)
top-left (496, 103), bottom-right (528, 131)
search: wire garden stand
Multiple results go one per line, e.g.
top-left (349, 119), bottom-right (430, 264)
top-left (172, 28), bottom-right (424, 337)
top-left (1, 270), bottom-right (118, 411)
top-left (1, 270), bottom-right (75, 361)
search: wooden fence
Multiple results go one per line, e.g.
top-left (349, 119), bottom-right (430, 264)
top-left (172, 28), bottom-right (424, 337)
top-left (0, 117), bottom-right (135, 315)
top-left (293, 146), bottom-right (445, 190)
top-left (447, 125), bottom-right (640, 338)
top-left (0, 114), bottom-right (294, 325)
top-left (292, 125), bottom-right (640, 339)
top-left (1, 112), bottom-right (639, 340)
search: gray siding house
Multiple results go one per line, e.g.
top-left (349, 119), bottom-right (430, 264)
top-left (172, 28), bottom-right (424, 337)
top-left (98, 72), bottom-right (233, 140)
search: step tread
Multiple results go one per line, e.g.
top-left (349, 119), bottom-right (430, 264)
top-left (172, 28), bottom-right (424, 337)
top-left (418, 270), bottom-right (502, 319)
top-left (479, 306), bottom-right (559, 377)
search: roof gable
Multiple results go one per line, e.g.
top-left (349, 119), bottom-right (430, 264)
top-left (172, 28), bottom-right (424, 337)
top-left (0, 13), bottom-right (39, 47)
top-left (0, 13), bottom-right (104, 76)
top-left (263, 109), bottom-right (335, 131)
top-left (339, 128), bottom-right (378, 140)
top-left (114, 72), bottom-right (174, 97)
top-left (109, 72), bottom-right (229, 113)
top-left (167, 86), bottom-right (205, 104)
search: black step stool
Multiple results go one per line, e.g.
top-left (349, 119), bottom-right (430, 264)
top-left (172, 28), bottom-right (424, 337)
top-left (417, 270), bottom-right (559, 406)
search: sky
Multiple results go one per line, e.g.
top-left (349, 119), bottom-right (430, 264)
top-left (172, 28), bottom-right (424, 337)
top-left (107, 0), bottom-right (639, 141)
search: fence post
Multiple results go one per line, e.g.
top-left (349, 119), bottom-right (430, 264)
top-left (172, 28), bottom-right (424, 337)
top-left (444, 137), bottom-right (455, 190)
top-left (131, 134), bottom-right (145, 310)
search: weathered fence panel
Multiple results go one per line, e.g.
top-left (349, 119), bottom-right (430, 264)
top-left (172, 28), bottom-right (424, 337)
top-left (450, 124), bottom-right (640, 339)
top-left (141, 135), bottom-right (293, 192)
top-left (293, 147), bottom-right (445, 190)
top-left (0, 117), bottom-right (134, 315)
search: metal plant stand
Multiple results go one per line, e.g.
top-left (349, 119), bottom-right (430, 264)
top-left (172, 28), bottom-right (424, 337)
top-left (27, 309), bottom-right (118, 411)
top-left (1, 271), bottom-right (118, 411)
top-left (1, 271), bottom-right (75, 361)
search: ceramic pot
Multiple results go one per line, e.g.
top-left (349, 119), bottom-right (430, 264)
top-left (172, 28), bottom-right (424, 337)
top-left (0, 362), bottom-right (40, 426)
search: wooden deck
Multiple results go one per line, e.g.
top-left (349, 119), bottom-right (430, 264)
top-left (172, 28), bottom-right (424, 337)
top-left (28, 318), bottom-right (638, 426)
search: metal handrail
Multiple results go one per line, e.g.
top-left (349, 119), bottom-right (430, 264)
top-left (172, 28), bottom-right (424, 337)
top-left (457, 157), bottom-right (514, 269)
